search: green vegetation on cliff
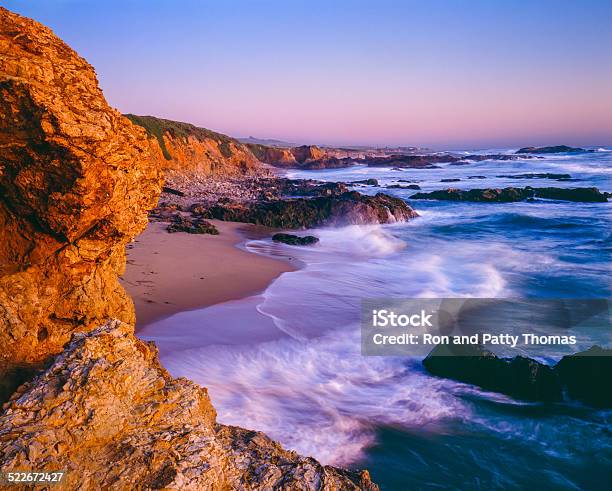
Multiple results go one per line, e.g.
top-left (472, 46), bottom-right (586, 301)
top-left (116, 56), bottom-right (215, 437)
top-left (125, 114), bottom-right (235, 160)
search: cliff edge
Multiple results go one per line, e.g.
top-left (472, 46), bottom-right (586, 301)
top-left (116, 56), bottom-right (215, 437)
top-left (0, 6), bottom-right (162, 397)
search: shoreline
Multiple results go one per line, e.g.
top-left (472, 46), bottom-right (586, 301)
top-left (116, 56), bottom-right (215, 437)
top-left (120, 219), bottom-right (297, 329)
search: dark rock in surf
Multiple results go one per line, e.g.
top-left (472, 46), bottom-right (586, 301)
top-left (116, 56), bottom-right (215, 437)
top-left (410, 187), bottom-right (608, 203)
top-left (272, 233), bottom-right (319, 246)
top-left (495, 173), bottom-right (572, 180)
top-left (554, 346), bottom-right (612, 408)
top-left (351, 179), bottom-right (379, 186)
top-left (423, 344), bottom-right (563, 402)
top-left (516, 145), bottom-right (590, 154)
top-left (441, 178), bottom-right (461, 182)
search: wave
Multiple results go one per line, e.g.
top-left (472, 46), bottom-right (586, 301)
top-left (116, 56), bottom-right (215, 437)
top-left (160, 328), bottom-right (470, 466)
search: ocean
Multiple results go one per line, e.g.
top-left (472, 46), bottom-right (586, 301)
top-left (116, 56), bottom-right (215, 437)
top-left (140, 148), bottom-right (611, 490)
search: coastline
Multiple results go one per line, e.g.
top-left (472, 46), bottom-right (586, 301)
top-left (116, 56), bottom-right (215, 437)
top-left (120, 220), bottom-right (297, 329)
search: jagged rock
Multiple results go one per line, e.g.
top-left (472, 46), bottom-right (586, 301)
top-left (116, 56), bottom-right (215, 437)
top-left (422, 344), bottom-right (563, 402)
top-left (0, 7), bottom-right (162, 397)
top-left (272, 233), bottom-right (320, 246)
top-left (196, 191), bottom-right (418, 228)
top-left (166, 215), bottom-right (219, 235)
top-left (554, 346), bottom-right (612, 408)
top-left (410, 187), bottom-right (608, 203)
top-left (0, 321), bottom-right (378, 490)
top-left (516, 145), bottom-right (589, 154)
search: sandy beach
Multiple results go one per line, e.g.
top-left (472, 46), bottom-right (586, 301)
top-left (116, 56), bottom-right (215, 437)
top-left (120, 220), bottom-right (296, 328)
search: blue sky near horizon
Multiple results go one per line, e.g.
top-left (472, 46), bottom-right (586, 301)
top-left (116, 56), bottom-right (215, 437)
top-left (3, 0), bottom-right (612, 149)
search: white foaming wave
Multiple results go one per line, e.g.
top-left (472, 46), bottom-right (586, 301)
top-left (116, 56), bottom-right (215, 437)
top-left (160, 328), bottom-right (468, 466)
top-left (314, 225), bottom-right (406, 257)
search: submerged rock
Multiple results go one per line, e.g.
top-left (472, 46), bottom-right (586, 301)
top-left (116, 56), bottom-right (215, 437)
top-left (0, 320), bottom-right (378, 490)
top-left (410, 187), bottom-right (608, 203)
top-left (554, 346), bottom-right (612, 408)
top-left (272, 233), bottom-right (319, 245)
top-left (441, 178), bottom-right (461, 182)
top-left (422, 344), bottom-right (563, 402)
top-left (195, 191), bottom-right (418, 228)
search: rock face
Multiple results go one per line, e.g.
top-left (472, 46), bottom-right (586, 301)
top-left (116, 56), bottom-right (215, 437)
top-left (0, 321), bottom-right (377, 490)
top-left (410, 187), bottom-right (608, 203)
top-left (516, 145), bottom-right (588, 154)
top-left (422, 344), bottom-right (563, 402)
top-left (555, 346), bottom-right (612, 408)
top-left (195, 191), bottom-right (419, 228)
top-left (126, 114), bottom-right (261, 176)
top-left (0, 7), bottom-right (162, 397)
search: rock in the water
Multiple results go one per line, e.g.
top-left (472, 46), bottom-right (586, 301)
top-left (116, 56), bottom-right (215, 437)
top-left (196, 191), bottom-right (418, 228)
top-left (422, 344), bottom-right (563, 402)
top-left (0, 320), bottom-right (378, 490)
top-left (386, 184), bottom-right (421, 190)
top-left (516, 145), bottom-right (589, 154)
top-left (410, 187), bottom-right (608, 203)
top-left (554, 346), bottom-right (612, 408)
top-left (272, 233), bottom-right (319, 245)
top-left (351, 178), bottom-right (379, 186)
top-left (496, 173), bottom-right (572, 180)
top-left (0, 6), bottom-right (162, 395)
top-left (441, 178), bottom-right (461, 182)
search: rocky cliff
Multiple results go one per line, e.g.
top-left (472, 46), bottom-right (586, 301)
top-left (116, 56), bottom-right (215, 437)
top-left (248, 143), bottom-right (330, 167)
top-left (126, 114), bottom-right (262, 176)
top-left (0, 7), bottom-right (377, 489)
top-left (0, 7), bottom-right (162, 398)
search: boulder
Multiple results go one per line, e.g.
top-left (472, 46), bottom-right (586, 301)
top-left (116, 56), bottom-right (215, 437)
top-left (422, 343), bottom-right (563, 402)
top-left (166, 215), bottom-right (219, 235)
top-left (272, 233), bottom-right (320, 246)
top-left (554, 346), bottom-right (612, 408)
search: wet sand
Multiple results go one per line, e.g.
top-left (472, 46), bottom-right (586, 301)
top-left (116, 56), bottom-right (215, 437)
top-left (120, 220), bottom-right (295, 328)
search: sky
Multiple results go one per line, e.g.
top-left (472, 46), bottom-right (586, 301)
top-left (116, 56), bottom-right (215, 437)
top-left (4, 0), bottom-right (612, 149)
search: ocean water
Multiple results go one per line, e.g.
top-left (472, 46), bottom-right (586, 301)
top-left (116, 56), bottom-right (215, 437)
top-left (141, 148), bottom-right (611, 490)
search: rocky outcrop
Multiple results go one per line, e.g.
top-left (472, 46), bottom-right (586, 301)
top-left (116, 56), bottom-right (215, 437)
top-left (555, 346), bottom-right (612, 408)
top-left (516, 145), bottom-right (589, 154)
top-left (272, 233), bottom-right (320, 246)
top-left (422, 344), bottom-right (563, 402)
top-left (126, 114), bottom-right (262, 176)
top-left (0, 7), bottom-right (162, 397)
top-left (410, 187), bottom-right (608, 203)
top-left (0, 321), bottom-right (377, 490)
top-left (194, 191), bottom-right (419, 228)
